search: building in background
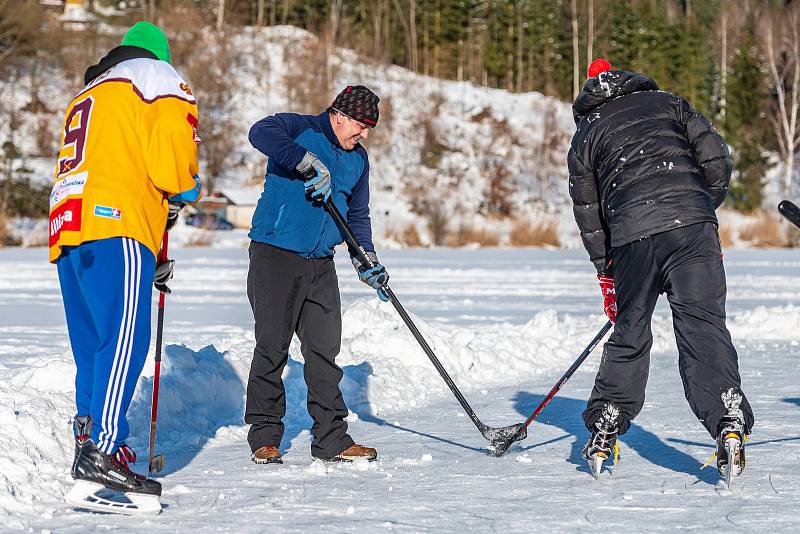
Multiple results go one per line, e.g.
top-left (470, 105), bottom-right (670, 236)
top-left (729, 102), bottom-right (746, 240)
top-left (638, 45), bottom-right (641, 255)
top-left (60, 0), bottom-right (96, 31)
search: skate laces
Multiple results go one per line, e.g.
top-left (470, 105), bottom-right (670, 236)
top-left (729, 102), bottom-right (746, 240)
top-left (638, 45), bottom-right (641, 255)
top-left (113, 444), bottom-right (138, 470)
top-left (701, 434), bottom-right (749, 470)
top-left (591, 404), bottom-right (620, 457)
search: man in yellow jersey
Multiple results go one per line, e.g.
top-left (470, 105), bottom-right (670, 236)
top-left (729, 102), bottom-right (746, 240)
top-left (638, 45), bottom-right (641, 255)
top-left (50, 21), bottom-right (201, 514)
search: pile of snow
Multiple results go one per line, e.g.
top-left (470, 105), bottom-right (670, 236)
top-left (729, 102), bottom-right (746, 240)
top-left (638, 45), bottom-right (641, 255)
top-left (0, 300), bottom-right (613, 521)
top-left (0, 358), bottom-right (75, 528)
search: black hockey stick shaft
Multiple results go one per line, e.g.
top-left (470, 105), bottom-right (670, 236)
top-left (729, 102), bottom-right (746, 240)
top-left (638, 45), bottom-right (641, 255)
top-left (778, 200), bottom-right (800, 229)
top-left (325, 198), bottom-right (491, 435)
top-left (492, 320), bottom-right (612, 457)
top-left (148, 231), bottom-right (168, 475)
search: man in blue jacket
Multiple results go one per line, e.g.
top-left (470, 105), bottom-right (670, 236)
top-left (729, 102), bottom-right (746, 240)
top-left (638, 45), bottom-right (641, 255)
top-left (246, 85), bottom-right (388, 464)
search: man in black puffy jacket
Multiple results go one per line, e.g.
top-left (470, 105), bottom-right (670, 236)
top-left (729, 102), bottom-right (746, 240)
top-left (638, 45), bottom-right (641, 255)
top-left (568, 59), bottom-right (754, 482)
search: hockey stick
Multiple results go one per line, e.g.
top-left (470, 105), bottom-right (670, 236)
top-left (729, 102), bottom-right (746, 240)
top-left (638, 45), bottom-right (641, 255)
top-left (325, 198), bottom-right (526, 446)
top-left (778, 200), bottom-right (800, 229)
top-left (148, 231), bottom-right (168, 476)
top-left (490, 320), bottom-right (613, 457)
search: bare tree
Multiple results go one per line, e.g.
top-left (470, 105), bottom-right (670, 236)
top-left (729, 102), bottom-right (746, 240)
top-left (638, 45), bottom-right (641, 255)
top-left (587, 0), bottom-right (594, 66)
top-left (571, 0), bottom-right (580, 97)
top-left (327, 0), bottom-right (343, 87)
top-left (217, 0), bottom-right (225, 32)
top-left (515, 1), bottom-right (524, 91)
top-left (506, 2), bottom-right (514, 91)
top-left (719, 6), bottom-right (727, 125)
top-left (282, 0), bottom-right (290, 25)
top-left (392, 0), bottom-right (418, 72)
top-left (433, 3), bottom-right (440, 78)
top-left (763, 4), bottom-right (800, 196)
top-left (257, 0), bottom-right (264, 27)
top-left (371, 0), bottom-right (386, 60)
top-left (409, 0), bottom-right (418, 73)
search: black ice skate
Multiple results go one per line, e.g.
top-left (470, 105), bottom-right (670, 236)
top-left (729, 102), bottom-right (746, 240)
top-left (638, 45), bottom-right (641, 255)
top-left (67, 439), bottom-right (162, 515)
top-left (71, 415), bottom-right (91, 478)
top-left (716, 389), bottom-right (747, 489)
top-left (582, 403), bottom-right (620, 479)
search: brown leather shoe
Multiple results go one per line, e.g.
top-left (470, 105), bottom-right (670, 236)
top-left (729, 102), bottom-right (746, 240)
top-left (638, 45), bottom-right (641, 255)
top-left (321, 443), bottom-right (377, 462)
top-left (251, 445), bottom-right (282, 464)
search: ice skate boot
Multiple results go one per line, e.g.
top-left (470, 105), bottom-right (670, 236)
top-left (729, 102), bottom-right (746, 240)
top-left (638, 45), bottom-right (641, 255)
top-left (67, 439), bottom-right (162, 515)
top-left (716, 389), bottom-right (747, 489)
top-left (582, 403), bottom-right (620, 479)
top-left (71, 415), bottom-right (91, 478)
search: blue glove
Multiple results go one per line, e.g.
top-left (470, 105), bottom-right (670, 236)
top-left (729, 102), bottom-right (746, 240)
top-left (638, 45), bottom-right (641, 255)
top-left (296, 151), bottom-right (332, 202)
top-left (352, 252), bottom-right (390, 302)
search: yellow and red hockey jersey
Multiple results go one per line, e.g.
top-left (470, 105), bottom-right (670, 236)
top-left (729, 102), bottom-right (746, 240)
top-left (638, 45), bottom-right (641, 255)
top-left (49, 57), bottom-right (201, 263)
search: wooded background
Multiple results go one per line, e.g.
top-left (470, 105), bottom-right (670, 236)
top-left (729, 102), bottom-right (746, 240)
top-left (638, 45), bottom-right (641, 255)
top-left (1, 0), bottom-right (799, 222)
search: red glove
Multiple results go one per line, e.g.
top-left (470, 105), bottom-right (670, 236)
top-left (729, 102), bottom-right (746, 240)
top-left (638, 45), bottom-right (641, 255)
top-left (597, 274), bottom-right (617, 324)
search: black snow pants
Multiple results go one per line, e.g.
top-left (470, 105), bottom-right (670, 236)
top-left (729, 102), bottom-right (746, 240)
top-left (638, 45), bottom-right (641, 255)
top-left (583, 222), bottom-right (754, 438)
top-left (245, 241), bottom-right (354, 459)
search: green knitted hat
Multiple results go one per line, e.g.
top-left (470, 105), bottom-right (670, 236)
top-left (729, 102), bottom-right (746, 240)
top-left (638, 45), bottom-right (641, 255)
top-left (122, 21), bottom-right (171, 64)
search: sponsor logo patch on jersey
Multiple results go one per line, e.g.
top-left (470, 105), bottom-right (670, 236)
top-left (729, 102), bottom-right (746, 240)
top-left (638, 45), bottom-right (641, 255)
top-left (50, 171), bottom-right (88, 209)
top-left (49, 198), bottom-right (82, 246)
top-left (94, 205), bottom-right (122, 220)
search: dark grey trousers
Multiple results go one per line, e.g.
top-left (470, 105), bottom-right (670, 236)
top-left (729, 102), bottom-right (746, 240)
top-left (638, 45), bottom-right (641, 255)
top-left (245, 242), bottom-right (354, 459)
top-left (583, 222), bottom-right (754, 438)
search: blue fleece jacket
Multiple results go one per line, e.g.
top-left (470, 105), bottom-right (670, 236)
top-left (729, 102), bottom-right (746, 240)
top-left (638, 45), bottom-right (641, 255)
top-left (248, 112), bottom-right (374, 258)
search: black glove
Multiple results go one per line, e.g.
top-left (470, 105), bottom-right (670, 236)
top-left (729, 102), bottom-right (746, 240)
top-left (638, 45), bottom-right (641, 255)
top-left (154, 259), bottom-right (174, 294)
top-left (166, 201), bottom-right (184, 231)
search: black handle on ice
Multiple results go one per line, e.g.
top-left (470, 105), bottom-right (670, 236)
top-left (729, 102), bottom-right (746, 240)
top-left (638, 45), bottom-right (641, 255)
top-left (492, 320), bottom-right (613, 457)
top-left (325, 198), bottom-right (489, 435)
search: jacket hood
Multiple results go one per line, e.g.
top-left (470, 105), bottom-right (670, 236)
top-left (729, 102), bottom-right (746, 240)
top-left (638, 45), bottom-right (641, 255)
top-left (572, 70), bottom-right (659, 124)
top-left (84, 45), bottom-right (158, 86)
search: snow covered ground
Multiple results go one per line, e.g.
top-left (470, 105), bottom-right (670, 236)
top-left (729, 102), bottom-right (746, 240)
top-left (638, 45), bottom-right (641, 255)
top-left (1, 245), bottom-right (799, 531)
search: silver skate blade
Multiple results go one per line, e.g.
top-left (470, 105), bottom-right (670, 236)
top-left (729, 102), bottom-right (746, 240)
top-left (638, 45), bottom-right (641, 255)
top-left (724, 438), bottom-right (739, 490)
top-left (149, 453), bottom-right (165, 476)
top-left (66, 480), bottom-right (162, 516)
top-left (590, 455), bottom-right (605, 480)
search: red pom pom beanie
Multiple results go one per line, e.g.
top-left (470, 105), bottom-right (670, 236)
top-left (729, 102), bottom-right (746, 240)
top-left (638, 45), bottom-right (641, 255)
top-left (587, 58), bottom-right (611, 78)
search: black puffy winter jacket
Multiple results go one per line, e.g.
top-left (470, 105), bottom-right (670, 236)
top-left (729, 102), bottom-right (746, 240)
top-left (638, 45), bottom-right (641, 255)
top-left (568, 70), bottom-right (732, 273)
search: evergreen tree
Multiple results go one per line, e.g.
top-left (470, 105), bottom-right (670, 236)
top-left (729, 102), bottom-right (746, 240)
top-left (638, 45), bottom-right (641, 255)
top-left (725, 23), bottom-right (768, 212)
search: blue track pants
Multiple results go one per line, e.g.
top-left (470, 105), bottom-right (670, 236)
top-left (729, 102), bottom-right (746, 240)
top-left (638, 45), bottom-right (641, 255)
top-left (57, 237), bottom-right (155, 454)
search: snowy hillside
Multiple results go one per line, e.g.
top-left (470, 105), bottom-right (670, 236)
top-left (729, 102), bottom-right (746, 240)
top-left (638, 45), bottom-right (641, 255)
top-left (5, 24), bottom-right (797, 250)
top-left (3, 25), bottom-right (576, 247)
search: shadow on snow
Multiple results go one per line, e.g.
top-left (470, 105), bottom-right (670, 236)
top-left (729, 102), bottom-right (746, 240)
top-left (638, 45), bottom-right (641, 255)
top-left (510, 391), bottom-right (717, 484)
top-left (128, 344), bottom-right (245, 476)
